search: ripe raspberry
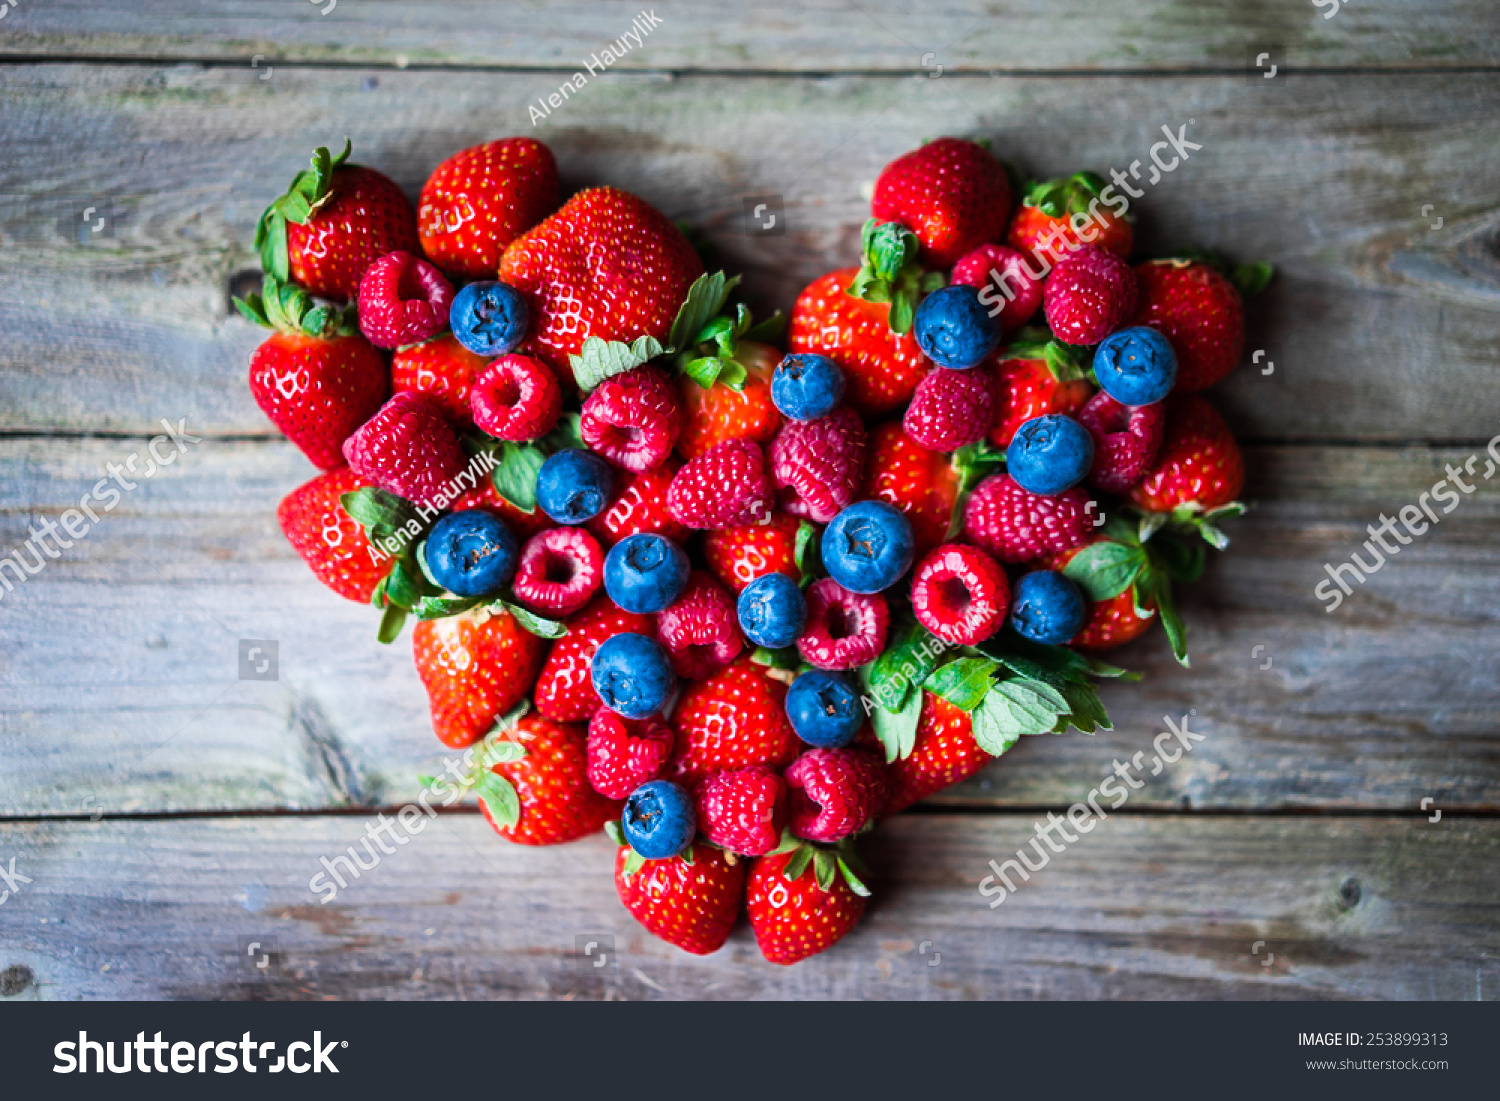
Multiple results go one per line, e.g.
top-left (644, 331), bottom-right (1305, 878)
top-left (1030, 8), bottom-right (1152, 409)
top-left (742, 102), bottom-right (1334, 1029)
top-left (511, 527), bottom-right (604, 617)
top-left (963, 473), bottom-right (1092, 563)
top-left (696, 765), bottom-right (786, 856)
top-left (1078, 391), bottom-right (1164, 494)
top-left (356, 251), bottom-right (454, 350)
top-left (784, 747), bottom-right (886, 843)
top-left (656, 571), bottom-right (743, 679)
top-left (951, 243), bottom-right (1043, 332)
top-left (585, 709), bottom-right (672, 799)
top-left (1043, 245), bottom-right (1138, 346)
top-left (768, 406), bottom-right (867, 523)
top-left (667, 437), bottom-right (774, 530)
top-left (903, 365), bottom-right (997, 452)
top-left (470, 354), bottom-right (562, 442)
top-left (703, 511), bottom-right (801, 593)
top-left (342, 391), bottom-right (467, 510)
top-left (910, 543), bottom-right (1010, 646)
top-left (586, 459), bottom-right (686, 547)
top-left (580, 365), bottom-right (683, 473)
top-left (798, 578), bottom-right (889, 671)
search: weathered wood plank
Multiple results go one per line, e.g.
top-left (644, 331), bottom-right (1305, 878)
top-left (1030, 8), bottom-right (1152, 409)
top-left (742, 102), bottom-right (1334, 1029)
top-left (2, 438), bottom-right (1497, 817)
top-left (3, 0), bottom-right (1497, 71)
top-left (1, 66), bottom-right (1499, 439)
top-left (0, 815), bottom-right (1493, 1000)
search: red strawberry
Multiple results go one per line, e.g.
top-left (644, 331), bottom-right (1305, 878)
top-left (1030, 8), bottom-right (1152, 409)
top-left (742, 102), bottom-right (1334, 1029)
top-left (448, 477), bottom-right (551, 543)
top-left (356, 250), bottom-right (453, 350)
top-left (861, 422), bottom-right (960, 562)
top-left (1043, 245), bottom-right (1139, 346)
top-left (477, 713), bottom-right (618, 845)
top-left (882, 692), bottom-right (990, 815)
top-left (950, 243), bottom-right (1043, 332)
top-left (656, 571), bottom-right (743, 679)
top-left (963, 473), bottom-right (1092, 563)
top-left (675, 341), bottom-right (784, 461)
top-left (702, 511), bottom-right (802, 594)
top-left (418, 137), bottom-right (559, 280)
top-left (512, 526), bottom-right (604, 617)
top-left (469, 353), bottom-right (563, 442)
top-left (669, 656), bottom-right (801, 787)
top-left (342, 391), bottom-right (467, 510)
top-left (498, 187), bottom-right (702, 385)
top-left (614, 842), bottom-right (744, 955)
top-left (241, 279), bottom-right (388, 471)
top-left (784, 747), bottom-right (886, 843)
top-left (989, 355), bottom-right (1093, 449)
top-left (798, 579), bottom-right (889, 671)
top-left (1128, 394), bottom-right (1244, 513)
top-left (412, 606), bottom-right (545, 748)
top-left (666, 437), bottom-right (774, 530)
top-left (1006, 172), bottom-right (1134, 269)
top-left (586, 709), bottom-right (672, 799)
top-left (534, 595), bottom-right (655, 722)
top-left (910, 543), bottom-right (1009, 646)
top-left (871, 137), bottom-right (1012, 268)
top-left (1131, 259), bottom-right (1246, 392)
top-left (696, 765), bottom-right (786, 856)
top-left (277, 467), bottom-right (392, 602)
top-left (391, 332), bottom-right (490, 428)
top-left (768, 406), bottom-right (867, 523)
top-left (256, 142), bottom-right (419, 303)
top-left (580, 364), bottom-right (683, 472)
top-left (1043, 539), bottom-right (1157, 650)
top-left (1078, 391), bottom-right (1164, 494)
top-left (903, 364), bottom-right (997, 452)
top-left (789, 268), bottom-right (932, 418)
top-left (746, 846), bottom-right (867, 965)
top-left (586, 459), bottom-right (687, 548)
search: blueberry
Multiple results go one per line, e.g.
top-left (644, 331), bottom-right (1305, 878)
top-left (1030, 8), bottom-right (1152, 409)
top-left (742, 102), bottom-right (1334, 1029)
top-left (821, 500), bottom-right (914, 594)
top-left (449, 281), bottom-right (530, 357)
top-left (603, 533), bottom-right (690, 614)
top-left (1006, 414), bottom-right (1094, 496)
top-left (771, 353), bottom-right (846, 420)
top-left (785, 670), bottom-right (862, 748)
top-left (621, 779), bottom-right (696, 860)
top-left (737, 573), bottom-right (808, 649)
top-left (1093, 326), bottom-right (1178, 406)
top-left (913, 284), bottom-right (1002, 370)
top-left (1009, 570), bottom-right (1087, 645)
top-left (590, 632), bottom-right (675, 719)
top-left (422, 509), bottom-right (518, 597)
top-left (536, 449), bottom-right (614, 525)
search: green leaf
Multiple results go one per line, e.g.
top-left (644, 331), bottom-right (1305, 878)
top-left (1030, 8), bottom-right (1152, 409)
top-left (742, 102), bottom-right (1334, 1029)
top-left (1150, 534), bottom-right (1206, 585)
top-left (866, 613), bottom-right (946, 712)
top-left (604, 820), bottom-right (625, 846)
top-left (888, 294), bottom-right (915, 335)
top-left (376, 604), bottom-right (407, 645)
top-left (233, 294), bottom-right (270, 328)
top-left (1138, 510), bottom-right (1168, 543)
top-left (1231, 262), bottom-right (1273, 297)
top-left (677, 845), bottom-right (695, 866)
top-left (863, 673), bottom-right (922, 762)
top-left (743, 310), bottom-right (786, 344)
top-left (1044, 340), bottom-right (1089, 383)
top-left (716, 360), bottom-right (748, 391)
top-left (341, 487), bottom-right (417, 538)
top-left (969, 691), bottom-right (1024, 757)
top-left (502, 600), bottom-right (568, 639)
top-left (669, 271), bottom-right (741, 351)
top-left (1081, 654), bottom-right (1141, 681)
top-left (1054, 678), bottom-right (1113, 734)
top-left (1149, 574), bottom-right (1190, 667)
top-left (812, 849), bottom-right (836, 891)
top-left (768, 828), bottom-right (802, 857)
top-left (622, 849), bottom-right (646, 879)
top-left (972, 678), bottom-right (1069, 751)
top-left (1062, 539), bottom-right (1147, 602)
top-left (481, 740), bottom-right (527, 765)
top-left (835, 855), bottom-right (871, 898)
top-left (494, 699), bottom-right (531, 733)
top-left (980, 630), bottom-right (1092, 681)
top-left (569, 335), bottom-right (666, 392)
top-left (680, 355), bottom-right (727, 389)
top-left (475, 773), bottom-right (520, 828)
top-left (384, 558), bottom-right (424, 610)
top-left (411, 595), bottom-right (483, 620)
top-left (751, 646), bottom-right (800, 670)
top-left (540, 412), bottom-right (584, 452)
top-left (923, 656), bottom-right (999, 712)
top-left (783, 846), bottom-right (814, 883)
top-left (492, 442), bottom-right (545, 514)
top-left (794, 521), bottom-right (818, 576)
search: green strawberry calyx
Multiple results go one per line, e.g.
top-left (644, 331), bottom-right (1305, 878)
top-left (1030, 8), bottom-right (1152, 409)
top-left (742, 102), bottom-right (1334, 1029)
top-left (233, 273), bottom-right (357, 339)
top-left (607, 822), bottom-right (699, 880)
top-left (445, 700), bottom-right (532, 829)
top-left (254, 139), bottom-right (353, 282)
top-left (1144, 250), bottom-right (1274, 298)
top-left (999, 326), bottom-right (1092, 385)
top-left (944, 439), bottom-right (1009, 541)
top-left (847, 219), bottom-right (945, 335)
top-left (766, 829), bottom-right (870, 897)
top-left (1021, 171), bottom-right (1121, 221)
top-left (1135, 499), bottom-right (1249, 551)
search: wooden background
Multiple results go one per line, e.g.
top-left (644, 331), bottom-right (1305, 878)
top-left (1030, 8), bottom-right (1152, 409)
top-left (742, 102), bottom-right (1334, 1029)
top-left (1, 0), bottom-right (1498, 1000)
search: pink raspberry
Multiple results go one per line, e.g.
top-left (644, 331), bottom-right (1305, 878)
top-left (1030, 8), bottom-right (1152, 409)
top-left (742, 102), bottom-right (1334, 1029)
top-left (950, 243), bottom-right (1043, 332)
top-left (656, 571), bottom-right (743, 679)
top-left (784, 747), bottom-right (887, 843)
top-left (586, 709), bottom-right (672, 800)
top-left (666, 437), bottom-right (774, 530)
top-left (357, 251), bottom-right (454, 350)
top-left (1043, 245), bottom-right (1138, 346)
top-left (903, 365), bottom-right (997, 452)
top-left (695, 764), bottom-right (786, 856)
top-left (580, 365), bottom-right (683, 473)
top-left (342, 391), bottom-right (467, 509)
top-left (511, 527), bottom-right (604, 616)
top-left (470, 354), bottom-right (562, 442)
top-left (797, 578), bottom-right (889, 671)
top-left (910, 543), bottom-right (1010, 646)
top-left (1078, 390), bottom-right (1165, 494)
top-left (768, 406), bottom-right (866, 523)
top-left (963, 473), bottom-right (1092, 563)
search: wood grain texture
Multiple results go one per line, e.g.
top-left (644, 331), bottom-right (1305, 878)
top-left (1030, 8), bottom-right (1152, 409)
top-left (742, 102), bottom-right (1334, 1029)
top-left (2, 66), bottom-right (1500, 439)
top-left (0, 815), bottom-right (1494, 1000)
top-left (2, 438), bottom-right (1497, 817)
top-left (3, 0), bottom-right (1498, 71)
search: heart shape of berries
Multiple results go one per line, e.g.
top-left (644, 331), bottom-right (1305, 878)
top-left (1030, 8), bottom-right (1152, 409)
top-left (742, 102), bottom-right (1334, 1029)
top-left (249, 136), bottom-right (1270, 965)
